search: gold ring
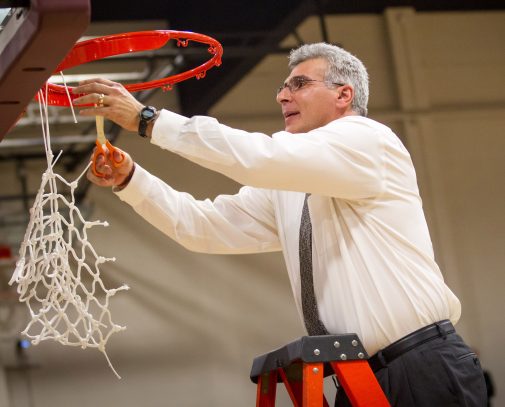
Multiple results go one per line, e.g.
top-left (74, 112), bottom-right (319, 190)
top-left (97, 93), bottom-right (105, 107)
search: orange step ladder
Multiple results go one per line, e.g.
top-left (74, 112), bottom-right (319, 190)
top-left (250, 334), bottom-right (390, 407)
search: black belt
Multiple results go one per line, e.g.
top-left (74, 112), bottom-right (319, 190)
top-left (368, 320), bottom-right (455, 373)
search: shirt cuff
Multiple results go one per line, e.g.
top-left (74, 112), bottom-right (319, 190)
top-left (113, 164), bottom-right (152, 207)
top-left (151, 109), bottom-right (188, 149)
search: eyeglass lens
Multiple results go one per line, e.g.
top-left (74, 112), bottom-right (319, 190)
top-left (277, 76), bottom-right (311, 95)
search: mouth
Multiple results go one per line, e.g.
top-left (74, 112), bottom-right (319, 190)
top-left (283, 111), bottom-right (300, 120)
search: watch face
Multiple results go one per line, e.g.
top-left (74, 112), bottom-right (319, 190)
top-left (141, 107), bottom-right (157, 120)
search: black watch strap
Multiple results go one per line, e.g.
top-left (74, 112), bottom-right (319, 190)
top-left (138, 106), bottom-right (158, 138)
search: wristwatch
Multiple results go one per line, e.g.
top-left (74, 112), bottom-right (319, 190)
top-left (138, 106), bottom-right (158, 138)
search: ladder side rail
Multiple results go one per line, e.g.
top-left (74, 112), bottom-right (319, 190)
top-left (330, 361), bottom-right (390, 407)
top-left (256, 371), bottom-right (278, 407)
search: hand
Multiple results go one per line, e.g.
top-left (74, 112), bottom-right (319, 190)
top-left (72, 78), bottom-right (144, 132)
top-left (87, 143), bottom-right (135, 188)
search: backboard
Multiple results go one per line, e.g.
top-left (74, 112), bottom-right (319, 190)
top-left (0, 0), bottom-right (90, 139)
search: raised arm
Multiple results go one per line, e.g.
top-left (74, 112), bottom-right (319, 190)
top-left (151, 111), bottom-right (385, 200)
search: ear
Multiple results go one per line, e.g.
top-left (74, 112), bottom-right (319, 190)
top-left (336, 84), bottom-right (354, 110)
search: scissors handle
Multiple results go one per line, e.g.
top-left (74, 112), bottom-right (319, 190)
top-left (91, 139), bottom-right (125, 178)
top-left (105, 139), bottom-right (125, 167)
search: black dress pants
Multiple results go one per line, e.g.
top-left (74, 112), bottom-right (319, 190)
top-left (335, 332), bottom-right (487, 406)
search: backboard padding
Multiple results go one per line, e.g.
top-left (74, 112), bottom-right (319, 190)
top-left (0, 0), bottom-right (90, 139)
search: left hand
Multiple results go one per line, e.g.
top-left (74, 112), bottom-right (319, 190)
top-left (72, 78), bottom-right (144, 132)
top-left (87, 143), bottom-right (134, 188)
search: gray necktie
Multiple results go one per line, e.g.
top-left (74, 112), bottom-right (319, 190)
top-left (299, 194), bottom-right (329, 336)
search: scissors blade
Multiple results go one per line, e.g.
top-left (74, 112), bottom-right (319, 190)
top-left (96, 115), bottom-right (106, 145)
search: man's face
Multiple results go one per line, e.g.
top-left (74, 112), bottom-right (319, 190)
top-left (276, 58), bottom-right (342, 133)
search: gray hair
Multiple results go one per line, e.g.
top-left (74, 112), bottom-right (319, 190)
top-left (288, 43), bottom-right (369, 116)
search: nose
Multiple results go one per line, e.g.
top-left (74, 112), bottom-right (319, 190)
top-left (276, 86), bottom-right (291, 104)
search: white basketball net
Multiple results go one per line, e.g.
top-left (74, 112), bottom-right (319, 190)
top-left (9, 87), bottom-right (129, 378)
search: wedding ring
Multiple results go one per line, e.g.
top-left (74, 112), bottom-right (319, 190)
top-left (97, 93), bottom-right (105, 107)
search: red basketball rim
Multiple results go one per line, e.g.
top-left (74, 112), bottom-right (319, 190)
top-left (42, 30), bottom-right (223, 106)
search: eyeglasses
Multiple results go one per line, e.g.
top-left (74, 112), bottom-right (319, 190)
top-left (276, 76), bottom-right (344, 95)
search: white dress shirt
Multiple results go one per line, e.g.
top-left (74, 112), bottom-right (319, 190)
top-left (116, 110), bottom-right (461, 355)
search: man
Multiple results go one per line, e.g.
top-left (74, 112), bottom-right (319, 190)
top-left (73, 43), bottom-right (486, 406)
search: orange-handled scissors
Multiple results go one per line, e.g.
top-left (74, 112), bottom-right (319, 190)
top-left (91, 114), bottom-right (125, 178)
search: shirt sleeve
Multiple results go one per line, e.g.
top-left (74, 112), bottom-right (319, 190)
top-left (151, 110), bottom-right (385, 200)
top-left (115, 164), bottom-right (281, 254)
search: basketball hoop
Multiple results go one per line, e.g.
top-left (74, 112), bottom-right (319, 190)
top-left (42, 30), bottom-right (223, 106)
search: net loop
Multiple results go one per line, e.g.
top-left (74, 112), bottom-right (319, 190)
top-left (176, 38), bottom-right (189, 47)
